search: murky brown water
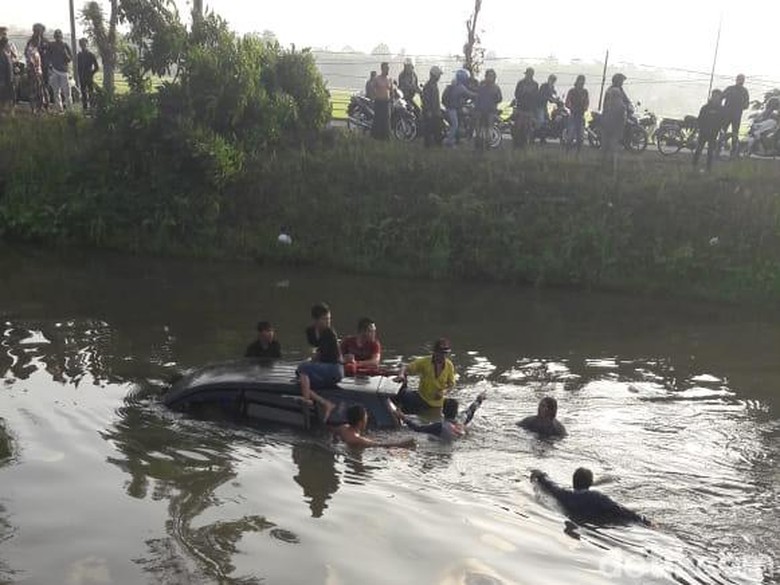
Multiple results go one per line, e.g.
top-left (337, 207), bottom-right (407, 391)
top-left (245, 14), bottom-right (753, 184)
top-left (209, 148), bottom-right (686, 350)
top-left (1, 245), bottom-right (778, 584)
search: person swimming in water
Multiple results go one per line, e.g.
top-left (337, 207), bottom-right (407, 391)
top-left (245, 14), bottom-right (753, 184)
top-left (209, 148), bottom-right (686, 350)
top-left (388, 391), bottom-right (486, 442)
top-left (331, 404), bottom-right (415, 449)
top-left (518, 397), bottom-right (567, 437)
top-left (530, 467), bottom-right (650, 526)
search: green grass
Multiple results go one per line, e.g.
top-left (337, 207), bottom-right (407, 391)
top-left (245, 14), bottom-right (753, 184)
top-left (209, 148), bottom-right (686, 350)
top-left (3, 115), bottom-right (780, 304)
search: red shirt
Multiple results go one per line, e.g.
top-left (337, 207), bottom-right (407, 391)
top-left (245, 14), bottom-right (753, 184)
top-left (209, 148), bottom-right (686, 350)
top-left (340, 336), bottom-right (381, 362)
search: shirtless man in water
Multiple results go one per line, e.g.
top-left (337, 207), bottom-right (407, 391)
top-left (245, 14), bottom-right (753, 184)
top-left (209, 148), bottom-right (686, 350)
top-left (331, 405), bottom-right (415, 449)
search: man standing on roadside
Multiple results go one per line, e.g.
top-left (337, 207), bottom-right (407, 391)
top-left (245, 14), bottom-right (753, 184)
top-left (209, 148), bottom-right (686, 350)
top-left (514, 67), bottom-right (540, 145)
top-left (722, 74), bottom-right (749, 157)
top-left (48, 29), bottom-right (72, 112)
top-left (537, 74), bottom-right (558, 143)
top-left (77, 38), bottom-right (99, 111)
top-left (565, 75), bottom-right (589, 151)
top-left (370, 62), bottom-right (392, 140)
top-left (474, 68), bottom-right (502, 151)
top-left (398, 58), bottom-right (420, 117)
top-left (421, 65), bottom-right (443, 147)
top-left (601, 73), bottom-right (629, 171)
top-left (0, 27), bottom-right (19, 61)
top-left (365, 70), bottom-right (376, 99)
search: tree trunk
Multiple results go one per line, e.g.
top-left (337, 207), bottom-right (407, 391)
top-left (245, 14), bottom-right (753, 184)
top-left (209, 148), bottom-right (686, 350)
top-left (104, 0), bottom-right (118, 97)
top-left (463, 0), bottom-right (482, 76)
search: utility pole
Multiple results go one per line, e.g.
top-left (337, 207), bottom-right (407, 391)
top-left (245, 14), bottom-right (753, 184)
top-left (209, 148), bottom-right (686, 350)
top-left (707, 14), bottom-right (723, 98)
top-left (193, 0), bottom-right (203, 23)
top-left (69, 0), bottom-right (80, 88)
top-left (598, 49), bottom-right (609, 111)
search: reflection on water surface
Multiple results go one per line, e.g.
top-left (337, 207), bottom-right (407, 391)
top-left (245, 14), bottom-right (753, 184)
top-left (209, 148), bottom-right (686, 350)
top-left (0, 248), bottom-right (778, 584)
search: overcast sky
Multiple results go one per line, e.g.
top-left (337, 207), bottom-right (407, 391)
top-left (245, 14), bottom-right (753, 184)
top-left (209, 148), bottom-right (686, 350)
top-left (4, 0), bottom-right (778, 83)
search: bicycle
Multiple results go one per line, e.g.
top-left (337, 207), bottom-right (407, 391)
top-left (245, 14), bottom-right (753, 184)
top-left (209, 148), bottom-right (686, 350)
top-left (656, 116), bottom-right (738, 158)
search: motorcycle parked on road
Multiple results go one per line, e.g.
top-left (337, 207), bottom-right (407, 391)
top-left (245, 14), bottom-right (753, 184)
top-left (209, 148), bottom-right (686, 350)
top-left (741, 104), bottom-right (780, 158)
top-left (587, 108), bottom-right (649, 153)
top-left (346, 86), bottom-right (418, 141)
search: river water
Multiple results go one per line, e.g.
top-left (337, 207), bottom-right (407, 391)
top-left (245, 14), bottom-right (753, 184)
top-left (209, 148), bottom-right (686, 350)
top-left (1, 246), bottom-right (778, 585)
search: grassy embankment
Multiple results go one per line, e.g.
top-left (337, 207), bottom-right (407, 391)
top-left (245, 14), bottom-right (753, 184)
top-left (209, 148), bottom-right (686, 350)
top-left (1, 115), bottom-right (780, 303)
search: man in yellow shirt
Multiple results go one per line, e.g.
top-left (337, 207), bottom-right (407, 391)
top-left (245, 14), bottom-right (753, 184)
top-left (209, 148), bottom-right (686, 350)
top-left (397, 338), bottom-right (455, 413)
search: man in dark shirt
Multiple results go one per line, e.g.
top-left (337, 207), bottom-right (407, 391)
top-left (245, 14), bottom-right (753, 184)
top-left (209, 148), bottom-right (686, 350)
top-left (298, 303), bottom-right (342, 420)
top-left (48, 29), bottom-right (72, 112)
top-left (722, 74), bottom-right (749, 157)
top-left (531, 468), bottom-right (650, 526)
top-left (518, 396), bottom-right (567, 437)
top-left (693, 89), bottom-right (725, 171)
top-left (245, 321), bottom-right (282, 359)
top-left (398, 59), bottom-right (420, 117)
top-left (77, 38), bottom-right (99, 111)
top-left (474, 69), bottom-right (502, 150)
top-left (537, 74), bottom-right (558, 142)
top-left (515, 68), bottom-right (540, 113)
top-left (565, 74), bottom-right (589, 151)
top-left (421, 65), bottom-right (443, 147)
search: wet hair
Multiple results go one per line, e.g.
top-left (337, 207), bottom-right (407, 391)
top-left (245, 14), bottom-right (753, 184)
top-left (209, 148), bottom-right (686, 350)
top-left (442, 399), bottom-right (459, 420)
top-left (357, 317), bottom-right (374, 333)
top-left (539, 396), bottom-right (558, 417)
top-left (347, 404), bottom-right (367, 427)
top-left (256, 321), bottom-right (273, 332)
top-left (311, 302), bottom-right (331, 320)
top-left (573, 467), bottom-right (594, 490)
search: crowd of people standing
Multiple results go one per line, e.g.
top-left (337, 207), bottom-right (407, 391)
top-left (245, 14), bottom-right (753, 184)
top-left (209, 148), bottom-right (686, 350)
top-left (0, 24), bottom-right (100, 117)
top-left (361, 59), bottom-right (758, 169)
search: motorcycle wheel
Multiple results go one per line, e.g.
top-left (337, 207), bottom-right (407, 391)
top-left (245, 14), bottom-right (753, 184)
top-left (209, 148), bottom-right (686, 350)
top-left (587, 129), bottom-right (601, 149)
top-left (346, 113), bottom-right (370, 133)
top-left (656, 127), bottom-right (684, 156)
top-left (625, 126), bottom-right (648, 153)
top-left (393, 116), bottom-right (417, 141)
top-left (487, 124), bottom-right (502, 149)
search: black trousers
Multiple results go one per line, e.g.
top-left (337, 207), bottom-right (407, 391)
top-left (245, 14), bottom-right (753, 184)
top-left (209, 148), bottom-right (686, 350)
top-left (371, 99), bottom-right (391, 140)
top-left (723, 113), bottom-right (742, 155)
top-left (693, 132), bottom-right (718, 170)
top-left (80, 76), bottom-right (96, 109)
top-left (422, 114), bottom-right (442, 147)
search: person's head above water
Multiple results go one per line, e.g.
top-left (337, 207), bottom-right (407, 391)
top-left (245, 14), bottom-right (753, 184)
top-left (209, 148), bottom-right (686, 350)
top-left (573, 467), bottom-right (594, 490)
top-left (256, 321), bottom-right (275, 344)
top-left (442, 398), bottom-right (459, 421)
top-left (537, 396), bottom-right (558, 420)
top-left (346, 404), bottom-right (368, 431)
top-left (311, 302), bottom-right (331, 329)
top-left (432, 338), bottom-right (452, 362)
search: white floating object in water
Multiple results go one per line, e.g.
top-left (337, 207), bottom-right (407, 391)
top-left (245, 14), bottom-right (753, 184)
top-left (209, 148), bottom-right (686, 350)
top-left (277, 233), bottom-right (292, 245)
top-left (709, 236), bottom-right (720, 246)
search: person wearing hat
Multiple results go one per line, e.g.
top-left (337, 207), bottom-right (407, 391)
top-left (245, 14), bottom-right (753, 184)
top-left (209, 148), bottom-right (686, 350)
top-left (396, 338), bottom-right (456, 413)
top-left (514, 67), bottom-right (540, 145)
top-left (421, 65), bottom-right (444, 147)
top-left (601, 73), bottom-right (629, 167)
